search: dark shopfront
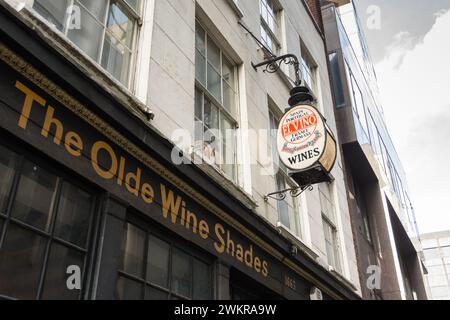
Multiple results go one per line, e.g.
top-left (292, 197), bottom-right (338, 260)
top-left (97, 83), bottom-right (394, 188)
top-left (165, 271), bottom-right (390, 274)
top-left (0, 5), bottom-right (358, 301)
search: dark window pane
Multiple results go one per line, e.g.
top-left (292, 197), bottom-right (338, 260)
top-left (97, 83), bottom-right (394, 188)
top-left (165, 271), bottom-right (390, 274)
top-left (41, 243), bottom-right (85, 300)
top-left (0, 145), bottom-right (18, 214)
top-left (54, 182), bottom-right (92, 248)
top-left (11, 160), bottom-right (58, 232)
top-left (193, 259), bottom-right (211, 300)
top-left (115, 276), bottom-right (143, 300)
top-left (0, 225), bottom-right (46, 299)
top-left (171, 249), bottom-right (192, 298)
top-left (195, 89), bottom-right (203, 120)
top-left (121, 223), bottom-right (146, 277)
top-left (147, 235), bottom-right (170, 288)
top-left (145, 286), bottom-right (169, 300)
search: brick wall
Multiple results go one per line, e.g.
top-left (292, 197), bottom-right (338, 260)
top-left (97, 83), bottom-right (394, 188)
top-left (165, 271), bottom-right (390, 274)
top-left (304, 0), bottom-right (324, 31)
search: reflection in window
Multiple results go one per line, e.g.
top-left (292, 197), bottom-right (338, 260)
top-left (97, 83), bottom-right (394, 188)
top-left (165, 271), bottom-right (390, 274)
top-left (0, 144), bottom-right (95, 300)
top-left (0, 225), bottom-right (47, 299)
top-left (117, 222), bottom-right (212, 300)
top-left (195, 22), bottom-right (238, 182)
top-left (0, 145), bottom-right (18, 214)
top-left (33, 0), bottom-right (141, 86)
top-left (320, 184), bottom-right (341, 273)
top-left (260, 0), bottom-right (280, 54)
top-left (121, 223), bottom-right (146, 278)
top-left (11, 159), bottom-right (58, 232)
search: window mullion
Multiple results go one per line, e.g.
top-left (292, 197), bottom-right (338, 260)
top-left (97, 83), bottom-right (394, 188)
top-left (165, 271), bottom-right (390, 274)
top-left (97, 0), bottom-right (111, 64)
top-left (0, 154), bottom-right (24, 248)
top-left (36, 178), bottom-right (64, 300)
top-left (63, 0), bottom-right (76, 36)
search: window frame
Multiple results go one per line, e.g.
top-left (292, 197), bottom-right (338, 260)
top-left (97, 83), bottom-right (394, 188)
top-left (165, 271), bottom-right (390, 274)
top-left (194, 20), bottom-right (239, 183)
top-left (259, 0), bottom-right (282, 54)
top-left (319, 184), bottom-right (342, 273)
top-left (0, 139), bottom-right (99, 300)
top-left (300, 42), bottom-right (318, 94)
top-left (116, 214), bottom-right (215, 300)
top-left (31, 0), bottom-right (143, 88)
top-left (268, 108), bottom-right (301, 236)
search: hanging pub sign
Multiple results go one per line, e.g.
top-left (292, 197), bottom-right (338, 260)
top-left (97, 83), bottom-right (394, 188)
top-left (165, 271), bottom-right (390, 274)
top-left (277, 103), bottom-right (337, 186)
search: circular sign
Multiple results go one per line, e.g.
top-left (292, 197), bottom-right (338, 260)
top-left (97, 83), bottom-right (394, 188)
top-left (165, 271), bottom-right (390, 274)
top-left (277, 104), bottom-right (326, 171)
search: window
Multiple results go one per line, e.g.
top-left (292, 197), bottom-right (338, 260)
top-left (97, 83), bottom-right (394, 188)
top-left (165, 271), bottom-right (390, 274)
top-left (260, 0), bottom-right (280, 54)
top-left (353, 177), bottom-right (372, 243)
top-left (32, 0), bottom-right (141, 86)
top-left (427, 274), bottom-right (448, 287)
top-left (422, 239), bottom-right (438, 249)
top-left (329, 52), bottom-right (345, 108)
top-left (424, 248), bottom-right (441, 261)
top-left (195, 22), bottom-right (238, 182)
top-left (0, 144), bottom-right (96, 300)
top-left (269, 109), bottom-right (301, 235)
top-left (116, 222), bottom-right (213, 300)
top-left (319, 184), bottom-right (341, 272)
top-left (440, 237), bottom-right (450, 247)
top-left (345, 62), bottom-right (369, 139)
top-left (300, 44), bottom-right (317, 92)
top-left (430, 286), bottom-right (450, 299)
top-left (269, 111), bottom-right (287, 225)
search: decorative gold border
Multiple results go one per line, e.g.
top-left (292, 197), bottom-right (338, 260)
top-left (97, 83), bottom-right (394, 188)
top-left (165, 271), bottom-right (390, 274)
top-left (0, 43), bottom-right (349, 300)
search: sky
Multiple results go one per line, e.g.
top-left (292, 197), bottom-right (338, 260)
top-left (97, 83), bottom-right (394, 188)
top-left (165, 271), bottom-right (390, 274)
top-left (353, 0), bottom-right (450, 234)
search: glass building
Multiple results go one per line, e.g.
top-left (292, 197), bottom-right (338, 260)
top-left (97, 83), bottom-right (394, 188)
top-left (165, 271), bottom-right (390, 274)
top-left (421, 231), bottom-right (450, 300)
top-left (322, 0), bottom-right (427, 299)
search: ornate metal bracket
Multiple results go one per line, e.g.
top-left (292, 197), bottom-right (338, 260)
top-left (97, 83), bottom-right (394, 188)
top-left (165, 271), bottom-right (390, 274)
top-left (264, 185), bottom-right (313, 202)
top-left (252, 54), bottom-right (302, 86)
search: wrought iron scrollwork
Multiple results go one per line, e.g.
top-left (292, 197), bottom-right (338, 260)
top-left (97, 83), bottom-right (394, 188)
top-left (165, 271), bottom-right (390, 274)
top-left (252, 54), bottom-right (302, 86)
top-left (264, 185), bottom-right (313, 202)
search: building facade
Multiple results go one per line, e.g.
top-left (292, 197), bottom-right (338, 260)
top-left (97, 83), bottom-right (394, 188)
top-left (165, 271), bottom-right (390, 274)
top-left (420, 231), bottom-right (450, 300)
top-left (321, 0), bottom-right (427, 300)
top-left (0, 0), bottom-right (361, 300)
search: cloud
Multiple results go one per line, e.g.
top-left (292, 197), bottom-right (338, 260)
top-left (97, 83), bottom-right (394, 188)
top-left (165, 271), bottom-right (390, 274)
top-left (375, 10), bottom-right (450, 234)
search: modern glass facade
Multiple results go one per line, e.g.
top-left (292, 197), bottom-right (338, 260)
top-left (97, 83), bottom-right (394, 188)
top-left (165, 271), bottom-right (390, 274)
top-left (421, 231), bottom-right (450, 300)
top-left (331, 3), bottom-right (419, 239)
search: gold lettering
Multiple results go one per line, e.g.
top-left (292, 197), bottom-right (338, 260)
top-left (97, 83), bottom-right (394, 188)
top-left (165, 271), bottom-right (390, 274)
top-left (214, 223), bottom-right (225, 253)
top-left (186, 211), bottom-right (198, 234)
top-left (245, 245), bottom-right (253, 268)
top-left (15, 81), bottom-right (46, 129)
top-left (117, 157), bottom-right (126, 186)
top-left (254, 257), bottom-right (261, 273)
top-left (236, 244), bottom-right (244, 262)
top-left (199, 220), bottom-right (209, 240)
top-left (180, 201), bottom-right (186, 226)
top-left (141, 183), bottom-right (154, 204)
top-left (262, 261), bottom-right (269, 277)
top-left (160, 184), bottom-right (181, 224)
top-left (125, 167), bottom-right (141, 197)
top-left (42, 105), bottom-right (63, 145)
top-left (65, 131), bottom-right (83, 157)
top-left (91, 141), bottom-right (117, 179)
top-left (226, 231), bottom-right (235, 256)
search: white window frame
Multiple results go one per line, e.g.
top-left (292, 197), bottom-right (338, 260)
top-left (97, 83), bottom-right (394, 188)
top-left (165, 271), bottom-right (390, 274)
top-left (29, 0), bottom-right (142, 88)
top-left (194, 20), bottom-right (240, 184)
top-left (269, 108), bottom-right (302, 238)
top-left (259, 0), bottom-right (282, 54)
